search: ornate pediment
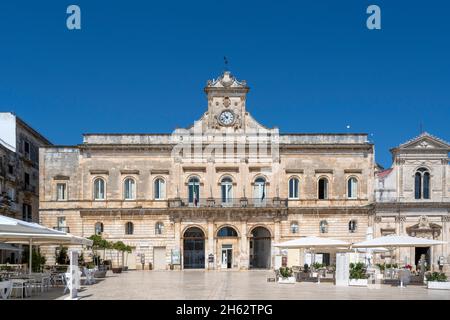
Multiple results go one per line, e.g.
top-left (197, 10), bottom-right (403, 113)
top-left (397, 132), bottom-right (450, 151)
top-left (406, 215), bottom-right (442, 239)
top-left (205, 71), bottom-right (248, 90)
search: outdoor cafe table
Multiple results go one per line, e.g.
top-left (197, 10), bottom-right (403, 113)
top-left (9, 278), bottom-right (31, 298)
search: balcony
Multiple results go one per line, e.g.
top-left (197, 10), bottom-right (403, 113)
top-left (0, 195), bottom-right (19, 212)
top-left (168, 197), bottom-right (288, 208)
top-left (53, 226), bottom-right (70, 233)
top-left (23, 184), bottom-right (37, 194)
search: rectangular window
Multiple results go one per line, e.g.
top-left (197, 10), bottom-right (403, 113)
top-left (24, 173), bottom-right (30, 186)
top-left (57, 183), bottom-right (67, 200)
top-left (8, 165), bottom-right (13, 175)
top-left (8, 188), bottom-right (15, 201)
top-left (57, 217), bottom-right (67, 232)
top-left (24, 141), bottom-right (30, 159)
top-left (57, 216), bottom-right (66, 227)
top-left (22, 204), bottom-right (32, 222)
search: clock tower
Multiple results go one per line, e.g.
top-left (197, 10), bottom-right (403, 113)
top-left (204, 71), bottom-right (249, 130)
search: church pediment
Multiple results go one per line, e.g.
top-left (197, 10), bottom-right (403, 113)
top-left (397, 132), bottom-right (450, 151)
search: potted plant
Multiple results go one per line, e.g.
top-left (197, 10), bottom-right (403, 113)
top-left (349, 262), bottom-right (368, 286)
top-left (111, 241), bottom-right (126, 273)
top-left (426, 272), bottom-right (450, 290)
top-left (303, 263), bottom-right (309, 273)
top-left (278, 267), bottom-right (295, 284)
top-left (122, 245), bottom-right (132, 271)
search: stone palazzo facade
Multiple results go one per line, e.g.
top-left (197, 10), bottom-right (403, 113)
top-left (38, 71), bottom-right (449, 272)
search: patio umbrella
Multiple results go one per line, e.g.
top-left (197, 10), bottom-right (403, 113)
top-left (274, 236), bottom-right (350, 249)
top-left (0, 215), bottom-right (93, 273)
top-left (274, 236), bottom-right (350, 282)
top-left (352, 235), bottom-right (445, 287)
top-left (352, 235), bottom-right (445, 248)
top-left (356, 247), bottom-right (389, 253)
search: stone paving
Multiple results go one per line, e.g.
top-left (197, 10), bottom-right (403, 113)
top-left (42, 270), bottom-right (450, 300)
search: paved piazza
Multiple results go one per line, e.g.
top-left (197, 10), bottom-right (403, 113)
top-left (47, 270), bottom-right (450, 300)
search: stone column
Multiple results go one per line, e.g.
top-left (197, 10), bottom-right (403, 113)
top-left (174, 217), bottom-right (181, 270)
top-left (395, 216), bottom-right (406, 264)
top-left (240, 219), bottom-right (248, 270)
top-left (207, 218), bottom-right (215, 270)
top-left (442, 216), bottom-right (449, 273)
top-left (273, 217), bottom-right (281, 268)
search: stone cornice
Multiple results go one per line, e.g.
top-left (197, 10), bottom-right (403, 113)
top-left (375, 202), bottom-right (450, 210)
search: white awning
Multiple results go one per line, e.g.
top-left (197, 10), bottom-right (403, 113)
top-left (0, 243), bottom-right (23, 252)
top-left (352, 235), bottom-right (445, 248)
top-left (0, 215), bottom-right (93, 246)
top-left (274, 236), bottom-right (350, 249)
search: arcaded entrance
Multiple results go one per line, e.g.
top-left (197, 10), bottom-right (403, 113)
top-left (249, 227), bottom-right (271, 269)
top-left (183, 227), bottom-right (205, 269)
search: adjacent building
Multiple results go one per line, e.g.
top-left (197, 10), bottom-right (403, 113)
top-left (0, 112), bottom-right (52, 263)
top-left (375, 132), bottom-right (450, 273)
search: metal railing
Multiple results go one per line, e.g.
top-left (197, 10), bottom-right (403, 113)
top-left (168, 198), bottom-right (288, 208)
top-left (23, 184), bottom-right (37, 194)
top-left (53, 226), bottom-right (70, 233)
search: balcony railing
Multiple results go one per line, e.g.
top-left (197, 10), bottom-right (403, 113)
top-left (23, 184), bottom-right (37, 194)
top-left (53, 226), bottom-right (70, 233)
top-left (168, 198), bottom-right (288, 208)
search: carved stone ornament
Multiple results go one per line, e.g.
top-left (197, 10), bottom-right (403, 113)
top-left (417, 141), bottom-right (431, 148)
top-left (223, 97), bottom-right (231, 108)
top-left (406, 215), bottom-right (442, 238)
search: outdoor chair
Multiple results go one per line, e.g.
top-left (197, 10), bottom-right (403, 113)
top-left (63, 272), bottom-right (70, 294)
top-left (63, 270), bottom-right (82, 294)
top-left (11, 280), bottom-right (30, 299)
top-left (0, 281), bottom-right (12, 300)
top-left (83, 267), bottom-right (95, 285)
top-left (274, 269), bottom-right (281, 281)
top-left (398, 269), bottom-right (411, 287)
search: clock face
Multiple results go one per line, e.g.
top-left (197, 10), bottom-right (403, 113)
top-left (219, 110), bottom-right (235, 126)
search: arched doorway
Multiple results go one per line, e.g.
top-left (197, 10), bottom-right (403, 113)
top-left (249, 226), bottom-right (271, 269)
top-left (216, 226), bottom-right (239, 269)
top-left (183, 227), bottom-right (205, 269)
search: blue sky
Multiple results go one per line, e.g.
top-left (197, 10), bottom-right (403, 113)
top-left (0, 1), bottom-right (449, 168)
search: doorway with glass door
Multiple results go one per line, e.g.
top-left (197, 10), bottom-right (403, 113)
top-left (221, 244), bottom-right (232, 269)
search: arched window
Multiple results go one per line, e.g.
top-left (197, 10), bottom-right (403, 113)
top-left (93, 178), bottom-right (105, 200)
top-left (319, 220), bottom-right (328, 233)
top-left (253, 177), bottom-right (266, 205)
top-left (155, 222), bottom-right (164, 235)
top-left (318, 178), bottom-right (328, 200)
top-left (348, 220), bottom-right (357, 233)
top-left (221, 177), bottom-right (233, 204)
top-left (188, 177), bottom-right (200, 206)
top-left (290, 221), bottom-right (299, 234)
top-left (347, 177), bottom-right (358, 199)
top-left (154, 178), bottom-right (166, 200)
top-left (125, 222), bottom-right (134, 235)
top-left (415, 168), bottom-right (430, 199)
top-left (95, 222), bottom-right (104, 235)
top-left (123, 178), bottom-right (136, 200)
top-left (288, 178), bottom-right (299, 199)
top-left (217, 226), bottom-right (238, 237)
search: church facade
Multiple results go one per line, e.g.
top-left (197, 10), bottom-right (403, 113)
top-left (38, 71), bottom-right (449, 272)
top-left (375, 132), bottom-right (450, 272)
